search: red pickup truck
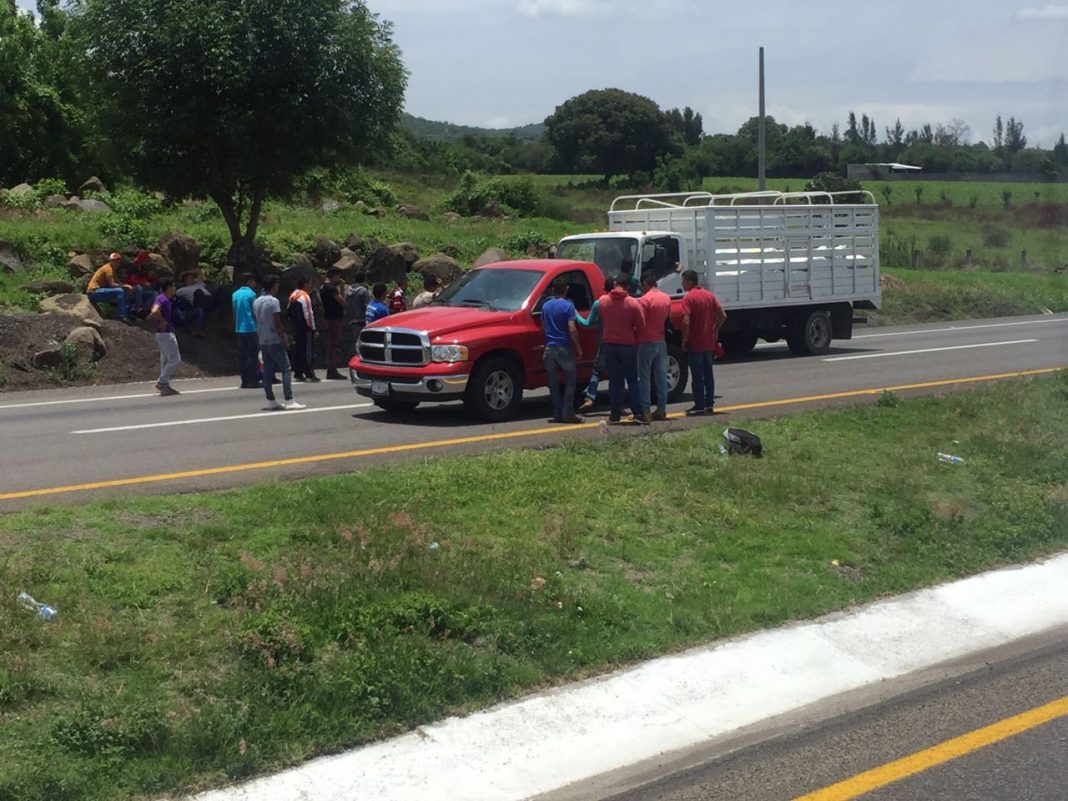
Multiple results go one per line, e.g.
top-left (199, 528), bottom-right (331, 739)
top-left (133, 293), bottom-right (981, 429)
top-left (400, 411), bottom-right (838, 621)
top-left (348, 259), bottom-right (691, 421)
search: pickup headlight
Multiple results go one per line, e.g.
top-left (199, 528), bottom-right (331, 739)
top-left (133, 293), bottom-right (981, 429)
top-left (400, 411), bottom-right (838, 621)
top-left (431, 344), bottom-right (469, 363)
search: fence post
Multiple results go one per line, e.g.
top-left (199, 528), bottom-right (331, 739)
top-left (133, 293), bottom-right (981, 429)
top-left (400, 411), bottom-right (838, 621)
top-left (911, 249), bottom-right (920, 269)
top-left (1020, 249), bottom-right (1029, 269)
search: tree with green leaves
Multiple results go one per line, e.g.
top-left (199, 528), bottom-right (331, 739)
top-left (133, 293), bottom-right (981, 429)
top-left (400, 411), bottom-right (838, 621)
top-left (82, 0), bottom-right (406, 266)
top-left (666, 106), bottom-right (703, 147)
top-left (544, 88), bottom-right (676, 181)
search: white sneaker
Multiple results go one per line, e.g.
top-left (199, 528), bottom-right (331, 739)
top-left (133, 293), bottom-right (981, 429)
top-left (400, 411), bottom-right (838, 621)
top-left (282, 400), bottom-right (306, 411)
top-left (262, 400), bottom-right (283, 411)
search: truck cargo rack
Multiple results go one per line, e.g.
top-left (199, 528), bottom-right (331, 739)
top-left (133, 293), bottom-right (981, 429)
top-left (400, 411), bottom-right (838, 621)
top-left (610, 189), bottom-right (876, 212)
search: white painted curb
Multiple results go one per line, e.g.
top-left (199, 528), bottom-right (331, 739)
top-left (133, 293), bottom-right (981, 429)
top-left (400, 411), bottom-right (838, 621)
top-left (192, 553), bottom-right (1068, 801)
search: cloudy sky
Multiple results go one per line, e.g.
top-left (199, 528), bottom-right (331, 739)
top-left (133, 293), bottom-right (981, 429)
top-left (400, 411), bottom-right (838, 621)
top-left (16, 0), bottom-right (1068, 145)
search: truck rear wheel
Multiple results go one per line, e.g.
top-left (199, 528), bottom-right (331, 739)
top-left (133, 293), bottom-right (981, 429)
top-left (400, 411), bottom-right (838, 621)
top-left (666, 344), bottom-right (688, 403)
top-left (720, 331), bottom-right (759, 356)
top-left (787, 310), bottom-right (833, 356)
top-left (464, 357), bottom-right (523, 421)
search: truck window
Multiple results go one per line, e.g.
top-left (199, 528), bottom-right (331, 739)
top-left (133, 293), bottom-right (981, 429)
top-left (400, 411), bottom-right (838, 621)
top-left (433, 268), bottom-right (545, 312)
top-left (532, 270), bottom-right (595, 314)
top-left (556, 237), bottom-right (639, 280)
top-left (640, 236), bottom-right (680, 283)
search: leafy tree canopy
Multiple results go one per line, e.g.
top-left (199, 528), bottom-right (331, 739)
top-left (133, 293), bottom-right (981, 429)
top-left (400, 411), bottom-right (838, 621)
top-left (544, 88), bottom-right (676, 180)
top-left (82, 0), bottom-right (406, 264)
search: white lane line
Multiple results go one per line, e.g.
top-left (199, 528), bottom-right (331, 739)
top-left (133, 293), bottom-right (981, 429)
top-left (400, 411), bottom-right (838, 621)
top-left (824, 339), bottom-right (1039, 362)
top-left (854, 318), bottom-right (1064, 339)
top-left (0, 386), bottom-right (240, 410)
top-left (72, 403), bottom-right (373, 434)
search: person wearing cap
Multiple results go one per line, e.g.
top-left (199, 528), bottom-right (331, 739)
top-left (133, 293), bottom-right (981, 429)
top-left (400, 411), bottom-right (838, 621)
top-left (87, 252), bottom-right (135, 323)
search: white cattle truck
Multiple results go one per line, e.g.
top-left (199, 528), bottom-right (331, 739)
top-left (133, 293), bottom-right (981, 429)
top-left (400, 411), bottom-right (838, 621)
top-left (556, 190), bottom-right (881, 356)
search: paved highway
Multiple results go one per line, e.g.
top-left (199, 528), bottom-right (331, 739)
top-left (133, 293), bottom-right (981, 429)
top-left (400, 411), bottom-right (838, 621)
top-left (0, 313), bottom-right (1064, 504)
top-left (602, 634), bottom-right (1068, 801)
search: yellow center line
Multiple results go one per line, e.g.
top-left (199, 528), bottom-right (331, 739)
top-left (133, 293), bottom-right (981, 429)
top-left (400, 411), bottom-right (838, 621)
top-left (793, 694), bottom-right (1068, 800)
top-left (0, 367), bottom-right (1060, 501)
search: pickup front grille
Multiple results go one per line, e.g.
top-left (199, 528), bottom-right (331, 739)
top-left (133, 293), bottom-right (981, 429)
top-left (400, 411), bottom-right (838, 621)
top-left (358, 328), bottom-right (429, 366)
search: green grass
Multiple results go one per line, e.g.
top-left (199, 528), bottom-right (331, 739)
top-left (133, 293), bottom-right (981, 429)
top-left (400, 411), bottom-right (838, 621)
top-left (1, 375), bottom-right (1066, 800)
top-left (873, 268), bottom-right (1068, 325)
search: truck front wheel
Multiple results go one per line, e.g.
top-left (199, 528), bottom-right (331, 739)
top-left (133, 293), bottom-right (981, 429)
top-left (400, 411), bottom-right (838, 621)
top-left (787, 310), bottom-right (833, 355)
top-left (373, 399), bottom-right (420, 414)
top-left (720, 331), bottom-right (759, 356)
top-left (666, 344), bottom-right (689, 403)
top-left (465, 357), bottom-right (523, 421)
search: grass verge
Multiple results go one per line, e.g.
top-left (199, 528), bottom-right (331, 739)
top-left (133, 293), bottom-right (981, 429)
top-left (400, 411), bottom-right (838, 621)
top-left (1, 376), bottom-right (1067, 800)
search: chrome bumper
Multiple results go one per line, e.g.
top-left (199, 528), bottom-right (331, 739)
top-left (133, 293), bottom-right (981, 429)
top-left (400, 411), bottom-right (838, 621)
top-left (350, 369), bottom-right (470, 398)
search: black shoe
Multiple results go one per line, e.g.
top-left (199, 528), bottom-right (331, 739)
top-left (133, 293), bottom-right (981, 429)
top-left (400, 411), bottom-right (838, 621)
top-left (685, 406), bottom-right (708, 417)
top-left (294, 375), bottom-right (307, 382)
top-left (325, 370), bottom-right (345, 380)
top-left (305, 374), bottom-right (322, 383)
top-left (240, 382), bottom-right (263, 389)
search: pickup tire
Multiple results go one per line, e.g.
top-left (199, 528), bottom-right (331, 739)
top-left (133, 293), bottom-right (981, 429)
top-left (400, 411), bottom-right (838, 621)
top-left (787, 310), bottom-right (833, 355)
top-left (373, 399), bottom-right (420, 414)
top-left (465, 357), bottom-right (523, 421)
top-left (666, 344), bottom-right (688, 403)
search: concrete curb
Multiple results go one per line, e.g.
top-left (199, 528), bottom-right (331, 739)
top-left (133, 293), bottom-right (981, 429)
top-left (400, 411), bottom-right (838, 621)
top-left (192, 553), bottom-right (1068, 801)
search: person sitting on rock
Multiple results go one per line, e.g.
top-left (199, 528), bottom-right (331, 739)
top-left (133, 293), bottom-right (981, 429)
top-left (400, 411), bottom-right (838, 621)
top-left (125, 250), bottom-right (157, 318)
top-left (173, 270), bottom-right (211, 337)
top-left (86, 252), bottom-right (136, 324)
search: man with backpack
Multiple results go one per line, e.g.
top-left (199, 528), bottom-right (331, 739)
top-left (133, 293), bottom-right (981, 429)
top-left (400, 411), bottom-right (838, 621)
top-left (288, 276), bottom-right (319, 382)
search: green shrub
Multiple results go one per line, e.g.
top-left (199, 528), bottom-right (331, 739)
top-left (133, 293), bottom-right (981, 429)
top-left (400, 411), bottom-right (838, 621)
top-left (34, 178), bottom-right (68, 197)
top-left (443, 172), bottom-right (541, 217)
top-left (981, 225), bottom-right (1011, 248)
top-left (926, 234), bottom-right (952, 261)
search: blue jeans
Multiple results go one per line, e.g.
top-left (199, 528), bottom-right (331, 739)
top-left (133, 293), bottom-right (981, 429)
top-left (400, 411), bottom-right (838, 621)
top-left (156, 332), bottom-right (181, 387)
top-left (688, 350), bottom-right (715, 409)
top-left (132, 286), bottom-right (157, 313)
top-left (638, 340), bottom-right (668, 414)
top-left (261, 343), bottom-right (293, 402)
top-left (237, 331), bottom-right (259, 385)
top-left (88, 287), bottom-right (128, 319)
top-left (584, 344), bottom-right (605, 401)
top-left (543, 345), bottom-right (577, 419)
top-left (603, 342), bottom-right (641, 420)
top-left (173, 298), bottom-right (205, 329)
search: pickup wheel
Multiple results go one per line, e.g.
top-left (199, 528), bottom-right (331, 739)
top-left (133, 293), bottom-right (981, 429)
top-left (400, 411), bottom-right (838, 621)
top-left (666, 344), bottom-right (689, 403)
top-left (787, 310), bottom-right (833, 356)
top-left (373, 399), bottom-right (420, 414)
top-left (465, 357), bottom-right (523, 421)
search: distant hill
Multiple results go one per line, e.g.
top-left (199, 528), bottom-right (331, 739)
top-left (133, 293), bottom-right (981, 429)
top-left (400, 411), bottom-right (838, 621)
top-left (401, 112), bottom-right (545, 143)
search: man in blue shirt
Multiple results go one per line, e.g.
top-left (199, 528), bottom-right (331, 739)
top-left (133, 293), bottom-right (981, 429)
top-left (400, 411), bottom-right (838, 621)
top-left (366, 283), bottom-right (390, 325)
top-left (541, 277), bottom-right (584, 423)
top-left (231, 272), bottom-right (260, 388)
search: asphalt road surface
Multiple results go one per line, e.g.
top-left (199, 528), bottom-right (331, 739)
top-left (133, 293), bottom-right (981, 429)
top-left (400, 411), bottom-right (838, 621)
top-left (0, 313), bottom-right (1064, 505)
top-left (600, 633), bottom-right (1068, 801)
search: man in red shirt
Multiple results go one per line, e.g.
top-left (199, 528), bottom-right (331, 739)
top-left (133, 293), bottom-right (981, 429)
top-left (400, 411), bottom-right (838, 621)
top-left (638, 272), bottom-right (671, 422)
top-left (599, 273), bottom-right (646, 424)
top-left (681, 269), bottom-right (727, 415)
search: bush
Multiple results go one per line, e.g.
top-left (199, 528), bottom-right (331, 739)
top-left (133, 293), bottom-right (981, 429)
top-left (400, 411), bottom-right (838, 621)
top-left (926, 234), bottom-right (953, 262)
top-left (34, 178), bottom-right (68, 197)
top-left (804, 172), bottom-right (863, 199)
top-left (443, 172), bottom-right (542, 217)
top-left (981, 225), bottom-right (1011, 248)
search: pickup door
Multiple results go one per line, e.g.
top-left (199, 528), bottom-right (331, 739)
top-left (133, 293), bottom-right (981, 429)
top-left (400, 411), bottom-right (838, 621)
top-left (529, 268), bottom-right (601, 384)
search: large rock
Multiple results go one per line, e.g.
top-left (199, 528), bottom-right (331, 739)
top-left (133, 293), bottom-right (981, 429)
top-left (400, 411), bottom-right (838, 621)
top-left (68, 253), bottom-right (95, 278)
top-left (395, 203), bottom-right (430, 221)
top-left (442, 211), bottom-right (463, 223)
top-left (332, 248), bottom-right (365, 282)
top-left (395, 242), bottom-right (420, 267)
top-left (79, 176), bottom-right (106, 194)
top-left (0, 242), bottom-right (23, 274)
top-left (44, 194), bottom-right (67, 208)
top-left (473, 247), bottom-right (510, 268)
top-left (319, 199), bottom-right (340, 214)
top-left (22, 279), bottom-right (75, 296)
top-left (77, 198), bottom-right (110, 213)
top-left (156, 232), bottom-right (200, 275)
top-left (64, 326), bottom-right (107, 363)
top-left (344, 232), bottom-right (363, 251)
top-left (40, 293), bottom-right (102, 322)
top-left (60, 196), bottom-right (82, 211)
top-left (146, 252), bottom-right (173, 276)
top-left (366, 245), bottom-right (411, 284)
top-left (413, 254), bottom-right (463, 284)
top-left (32, 348), bottom-right (64, 370)
top-left (312, 236), bottom-right (341, 270)
top-left (9, 183), bottom-right (34, 196)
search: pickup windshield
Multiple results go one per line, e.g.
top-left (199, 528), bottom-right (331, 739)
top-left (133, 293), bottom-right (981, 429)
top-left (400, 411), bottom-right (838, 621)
top-left (556, 237), bottom-right (639, 279)
top-left (432, 268), bottom-right (544, 312)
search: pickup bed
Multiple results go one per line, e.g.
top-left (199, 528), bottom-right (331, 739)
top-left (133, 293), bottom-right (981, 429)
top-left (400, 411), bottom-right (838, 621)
top-left (348, 259), bottom-right (691, 421)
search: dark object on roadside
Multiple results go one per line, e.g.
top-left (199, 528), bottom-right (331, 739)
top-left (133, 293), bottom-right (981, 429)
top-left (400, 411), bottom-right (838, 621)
top-left (723, 427), bottom-right (762, 457)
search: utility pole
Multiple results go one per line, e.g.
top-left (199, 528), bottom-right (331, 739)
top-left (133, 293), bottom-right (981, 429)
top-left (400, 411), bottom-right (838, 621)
top-left (758, 46), bottom-right (766, 191)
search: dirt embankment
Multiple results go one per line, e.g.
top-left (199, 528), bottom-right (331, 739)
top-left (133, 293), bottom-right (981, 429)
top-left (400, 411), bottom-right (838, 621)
top-left (0, 311), bottom-right (239, 392)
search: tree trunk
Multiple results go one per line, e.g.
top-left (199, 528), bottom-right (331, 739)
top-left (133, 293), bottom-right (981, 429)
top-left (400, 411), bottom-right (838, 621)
top-left (212, 189), bottom-right (265, 275)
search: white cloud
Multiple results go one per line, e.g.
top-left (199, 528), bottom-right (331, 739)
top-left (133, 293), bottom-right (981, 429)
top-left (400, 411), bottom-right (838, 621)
top-left (517, 0), bottom-right (608, 17)
top-left (1016, 4), bottom-right (1068, 19)
top-left (910, 32), bottom-right (1067, 83)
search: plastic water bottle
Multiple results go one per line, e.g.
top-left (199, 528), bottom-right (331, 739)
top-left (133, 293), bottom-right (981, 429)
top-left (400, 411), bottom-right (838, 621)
top-left (937, 453), bottom-right (966, 466)
top-left (17, 591), bottom-right (58, 621)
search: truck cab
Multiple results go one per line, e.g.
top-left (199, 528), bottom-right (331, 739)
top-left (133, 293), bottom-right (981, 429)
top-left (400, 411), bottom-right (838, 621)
top-left (555, 231), bottom-right (686, 295)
